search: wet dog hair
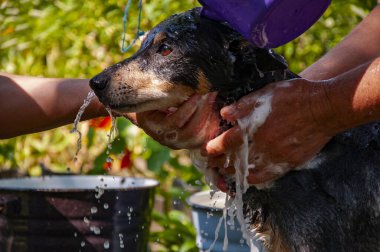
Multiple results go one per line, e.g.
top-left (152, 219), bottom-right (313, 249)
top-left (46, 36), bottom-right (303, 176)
top-left (91, 8), bottom-right (380, 252)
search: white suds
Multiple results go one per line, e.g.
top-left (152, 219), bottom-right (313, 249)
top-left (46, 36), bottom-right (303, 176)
top-left (191, 93), bottom-right (274, 251)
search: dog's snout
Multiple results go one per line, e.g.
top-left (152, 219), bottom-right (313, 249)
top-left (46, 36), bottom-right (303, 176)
top-left (89, 74), bottom-right (110, 91)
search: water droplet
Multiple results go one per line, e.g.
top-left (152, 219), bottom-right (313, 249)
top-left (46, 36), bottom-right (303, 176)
top-left (83, 216), bottom-right (90, 225)
top-left (104, 203), bottom-right (109, 209)
top-left (81, 241), bottom-right (86, 247)
top-left (104, 240), bottom-right (110, 249)
top-left (91, 207), bottom-right (98, 214)
top-left (90, 226), bottom-right (101, 235)
top-left (74, 232), bottom-right (77, 237)
top-left (95, 186), bottom-right (104, 199)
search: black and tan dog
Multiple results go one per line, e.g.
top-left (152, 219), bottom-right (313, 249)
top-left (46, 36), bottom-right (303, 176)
top-left (90, 8), bottom-right (380, 252)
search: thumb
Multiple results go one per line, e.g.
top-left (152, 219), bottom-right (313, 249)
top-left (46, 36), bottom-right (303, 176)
top-left (221, 93), bottom-right (261, 122)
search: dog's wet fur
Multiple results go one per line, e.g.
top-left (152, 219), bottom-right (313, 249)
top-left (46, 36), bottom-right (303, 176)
top-left (90, 8), bottom-right (380, 252)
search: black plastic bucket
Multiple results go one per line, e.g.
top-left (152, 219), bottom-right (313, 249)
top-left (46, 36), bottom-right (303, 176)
top-left (0, 175), bottom-right (159, 252)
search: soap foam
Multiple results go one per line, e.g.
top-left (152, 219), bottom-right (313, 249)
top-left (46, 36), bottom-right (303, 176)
top-left (191, 92), bottom-right (274, 251)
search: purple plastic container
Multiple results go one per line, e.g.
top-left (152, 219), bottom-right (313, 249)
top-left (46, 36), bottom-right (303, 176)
top-left (199, 0), bottom-right (331, 48)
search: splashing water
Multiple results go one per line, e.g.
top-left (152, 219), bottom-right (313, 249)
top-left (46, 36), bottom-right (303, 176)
top-left (71, 90), bottom-right (96, 161)
top-left (104, 240), bottom-right (110, 249)
top-left (206, 194), bottom-right (234, 252)
top-left (191, 93), bottom-right (274, 252)
top-left (91, 206), bottom-right (98, 214)
top-left (119, 233), bottom-right (125, 248)
top-left (105, 107), bottom-right (118, 145)
top-left (104, 107), bottom-right (118, 170)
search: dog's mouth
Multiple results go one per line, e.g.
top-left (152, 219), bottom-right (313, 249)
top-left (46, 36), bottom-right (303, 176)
top-left (106, 97), bottom-right (182, 114)
top-left (108, 102), bottom-right (146, 114)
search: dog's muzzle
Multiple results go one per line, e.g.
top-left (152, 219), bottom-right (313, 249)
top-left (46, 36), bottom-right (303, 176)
top-left (89, 73), bottom-right (110, 93)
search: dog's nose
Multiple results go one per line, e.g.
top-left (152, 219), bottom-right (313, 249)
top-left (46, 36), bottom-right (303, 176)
top-left (89, 74), bottom-right (110, 91)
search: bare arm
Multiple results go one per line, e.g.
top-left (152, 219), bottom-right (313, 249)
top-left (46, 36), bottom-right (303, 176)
top-left (301, 4), bottom-right (380, 80)
top-left (310, 57), bottom-right (380, 135)
top-left (0, 73), bottom-right (106, 139)
top-left (205, 56), bottom-right (380, 186)
top-left (204, 4), bottom-right (380, 186)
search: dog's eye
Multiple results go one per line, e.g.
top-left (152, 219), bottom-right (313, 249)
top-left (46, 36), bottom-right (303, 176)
top-left (157, 44), bottom-right (173, 56)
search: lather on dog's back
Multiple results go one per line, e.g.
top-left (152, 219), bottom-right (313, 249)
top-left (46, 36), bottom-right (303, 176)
top-left (90, 8), bottom-right (380, 252)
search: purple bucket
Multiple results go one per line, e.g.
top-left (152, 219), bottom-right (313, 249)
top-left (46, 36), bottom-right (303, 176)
top-left (199, 0), bottom-right (331, 48)
top-left (0, 176), bottom-right (159, 252)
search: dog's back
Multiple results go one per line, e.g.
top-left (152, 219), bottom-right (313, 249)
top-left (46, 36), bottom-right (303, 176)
top-left (245, 122), bottom-right (380, 251)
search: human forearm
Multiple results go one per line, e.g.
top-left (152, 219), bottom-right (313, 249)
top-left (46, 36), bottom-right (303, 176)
top-left (0, 73), bottom-right (106, 139)
top-left (301, 4), bottom-right (380, 80)
top-left (309, 57), bottom-right (380, 135)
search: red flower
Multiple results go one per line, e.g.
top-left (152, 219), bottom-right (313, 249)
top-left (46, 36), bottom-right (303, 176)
top-left (120, 149), bottom-right (132, 170)
top-left (103, 161), bottom-right (112, 171)
top-left (89, 116), bottom-right (112, 130)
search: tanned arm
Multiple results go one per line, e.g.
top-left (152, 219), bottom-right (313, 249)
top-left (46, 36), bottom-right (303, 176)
top-left (203, 4), bottom-right (380, 186)
top-left (0, 73), bottom-right (106, 139)
top-left (301, 4), bottom-right (380, 80)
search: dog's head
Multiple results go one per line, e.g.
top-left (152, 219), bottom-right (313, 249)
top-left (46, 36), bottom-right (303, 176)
top-left (90, 8), bottom-right (293, 114)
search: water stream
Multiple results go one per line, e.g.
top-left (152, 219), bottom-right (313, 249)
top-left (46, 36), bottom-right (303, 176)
top-left (196, 92), bottom-right (273, 252)
top-left (70, 90), bottom-right (96, 161)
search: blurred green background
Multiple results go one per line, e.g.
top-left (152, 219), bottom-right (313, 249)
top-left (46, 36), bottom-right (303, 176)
top-left (0, 0), bottom-right (378, 251)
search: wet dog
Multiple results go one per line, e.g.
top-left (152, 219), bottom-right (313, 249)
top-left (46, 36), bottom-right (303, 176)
top-left (90, 8), bottom-right (380, 252)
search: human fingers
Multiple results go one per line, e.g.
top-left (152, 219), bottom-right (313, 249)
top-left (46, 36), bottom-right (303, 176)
top-left (124, 112), bottom-right (138, 125)
top-left (165, 93), bottom-right (204, 128)
top-left (216, 175), bottom-right (230, 193)
top-left (246, 164), bottom-right (289, 185)
top-left (136, 110), bottom-right (167, 129)
top-left (207, 155), bottom-right (235, 175)
top-left (220, 92), bottom-right (261, 122)
top-left (203, 125), bottom-right (244, 156)
top-left (179, 92), bottom-right (218, 135)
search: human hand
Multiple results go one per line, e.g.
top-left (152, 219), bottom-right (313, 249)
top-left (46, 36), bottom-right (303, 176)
top-left (203, 79), bottom-right (334, 189)
top-left (125, 92), bottom-right (221, 150)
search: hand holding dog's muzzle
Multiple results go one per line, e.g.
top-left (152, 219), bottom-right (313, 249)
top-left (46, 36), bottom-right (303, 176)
top-left (125, 92), bottom-right (220, 150)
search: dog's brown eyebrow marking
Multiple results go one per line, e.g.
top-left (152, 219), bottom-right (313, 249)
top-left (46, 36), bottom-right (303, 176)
top-left (153, 31), bottom-right (167, 44)
top-left (197, 71), bottom-right (211, 95)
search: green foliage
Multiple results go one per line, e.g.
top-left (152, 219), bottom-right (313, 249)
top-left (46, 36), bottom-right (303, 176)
top-left (0, 0), bottom-right (378, 251)
top-left (276, 0), bottom-right (379, 72)
top-left (151, 210), bottom-right (198, 252)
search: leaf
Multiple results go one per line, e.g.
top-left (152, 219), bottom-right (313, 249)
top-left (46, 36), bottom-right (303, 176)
top-left (147, 147), bottom-right (170, 173)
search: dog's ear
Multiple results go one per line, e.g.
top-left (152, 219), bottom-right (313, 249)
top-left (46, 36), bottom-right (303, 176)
top-left (227, 39), bottom-right (288, 73)
top-left (255, 48), bottom-right (288, 72)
